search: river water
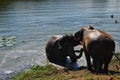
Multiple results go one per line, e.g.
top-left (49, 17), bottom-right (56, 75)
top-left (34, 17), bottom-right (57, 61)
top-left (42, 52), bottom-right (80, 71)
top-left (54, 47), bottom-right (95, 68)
top-left (0, 0), bottom-right (120, 79)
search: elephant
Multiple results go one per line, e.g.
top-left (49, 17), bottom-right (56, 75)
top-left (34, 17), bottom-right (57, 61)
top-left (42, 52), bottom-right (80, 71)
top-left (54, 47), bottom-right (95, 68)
top-left (45, 34), bottom-right (83, 69)
top-left (74, 26), bottom-right (115, 73)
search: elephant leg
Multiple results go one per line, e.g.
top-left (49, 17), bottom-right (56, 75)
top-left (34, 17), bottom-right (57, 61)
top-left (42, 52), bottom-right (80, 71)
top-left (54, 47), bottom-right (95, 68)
top-left (85, 52), bottom-right (93, 71)
top-left (104, 62), bottom-right (108, 74)
top-left (103, 53), bottom-right (113, 74)
top-left (93, 59), bottom-right (97, 71)
top-left (96, 61), bottom-right (103, 74)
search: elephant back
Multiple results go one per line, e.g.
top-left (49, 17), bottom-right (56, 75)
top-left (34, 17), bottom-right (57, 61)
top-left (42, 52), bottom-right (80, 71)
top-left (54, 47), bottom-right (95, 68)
top-left (83, 29), bottom-right (115, 55)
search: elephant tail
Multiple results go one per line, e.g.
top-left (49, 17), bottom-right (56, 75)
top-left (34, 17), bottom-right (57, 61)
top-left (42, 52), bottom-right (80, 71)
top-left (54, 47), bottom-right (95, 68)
top-left (113, 52), bottom-right (120, 65)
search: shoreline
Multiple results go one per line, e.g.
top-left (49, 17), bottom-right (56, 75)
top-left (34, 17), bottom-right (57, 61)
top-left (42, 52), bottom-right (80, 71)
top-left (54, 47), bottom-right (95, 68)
top-left (0, 44), bottom-right (120, 80)
top-left (0, 43), bottom-right (120, 80)
top-left (13, 53), bottom-right (120, 80)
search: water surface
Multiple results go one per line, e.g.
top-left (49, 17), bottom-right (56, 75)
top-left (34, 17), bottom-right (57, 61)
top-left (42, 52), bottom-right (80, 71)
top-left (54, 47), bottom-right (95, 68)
top-left (0, 0), bottom-right (120, 79)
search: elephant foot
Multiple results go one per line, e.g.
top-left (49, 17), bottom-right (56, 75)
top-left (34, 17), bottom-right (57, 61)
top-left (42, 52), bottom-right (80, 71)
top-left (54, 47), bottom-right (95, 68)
top-left (93, 69), bottom-right (108, 75)
top-left (87, 67), bottom-right (94, 72)
top-left (103, 70), bottom-right (108, 74)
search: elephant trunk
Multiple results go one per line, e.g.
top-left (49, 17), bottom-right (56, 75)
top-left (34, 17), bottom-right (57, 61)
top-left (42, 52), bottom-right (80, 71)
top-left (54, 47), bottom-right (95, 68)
top-left (74, 48), bottom-right (83, 59)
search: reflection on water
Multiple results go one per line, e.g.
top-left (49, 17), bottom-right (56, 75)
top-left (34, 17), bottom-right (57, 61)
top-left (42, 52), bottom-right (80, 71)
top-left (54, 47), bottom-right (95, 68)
top-left (0, 0), bottom-right (120, 79)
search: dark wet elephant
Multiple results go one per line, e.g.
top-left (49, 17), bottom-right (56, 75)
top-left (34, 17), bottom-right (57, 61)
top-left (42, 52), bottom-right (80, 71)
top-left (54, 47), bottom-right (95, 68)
top-left (45, 35), bottom-right (83, 68)
top-left (74, 26), bottom-right (115, 73)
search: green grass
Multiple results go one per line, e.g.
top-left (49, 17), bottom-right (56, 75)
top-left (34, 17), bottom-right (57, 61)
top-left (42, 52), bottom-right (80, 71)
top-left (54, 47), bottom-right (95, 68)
top-left (13, 53), bottom-right (120, 80)
top-left (13, 65), bottom-right (58, 80)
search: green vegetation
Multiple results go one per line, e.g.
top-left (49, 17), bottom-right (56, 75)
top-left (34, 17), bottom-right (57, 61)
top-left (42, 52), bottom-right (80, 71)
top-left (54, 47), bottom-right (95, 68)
top-left (13, 65), bottom-right (58, 80)
top-left (13, 53), bottom-right (120, 80)
top-left (0, 36), bottom-right (16, 48)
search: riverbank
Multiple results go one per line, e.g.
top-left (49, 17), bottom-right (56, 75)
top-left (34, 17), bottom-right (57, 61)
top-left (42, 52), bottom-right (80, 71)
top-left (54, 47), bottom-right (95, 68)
top-left (13, 53), bottom-right (120, 80)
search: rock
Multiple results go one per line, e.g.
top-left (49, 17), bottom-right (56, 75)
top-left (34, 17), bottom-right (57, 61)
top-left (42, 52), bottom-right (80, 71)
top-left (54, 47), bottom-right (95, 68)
top-left (0, 36), bottom-right (16, 48)
top-left (48, 62), bottom-right (65, 70)
top-left (48, 57), bottom-right (80, 70)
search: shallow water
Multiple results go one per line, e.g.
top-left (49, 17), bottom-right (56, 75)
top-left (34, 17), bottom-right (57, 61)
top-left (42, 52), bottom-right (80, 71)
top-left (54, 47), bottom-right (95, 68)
top-left (0, 0), bottom-right (120, 79)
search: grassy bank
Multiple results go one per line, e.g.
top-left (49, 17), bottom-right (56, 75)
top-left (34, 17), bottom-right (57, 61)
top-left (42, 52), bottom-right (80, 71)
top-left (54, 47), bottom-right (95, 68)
top-left (13, 53), bottom-right (120, 80)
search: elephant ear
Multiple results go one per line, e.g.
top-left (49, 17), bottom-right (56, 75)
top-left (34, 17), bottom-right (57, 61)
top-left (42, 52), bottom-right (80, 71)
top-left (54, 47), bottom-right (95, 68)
top-left (74, 30), bottom-right (84, 42)
top-left (58, 35), bottom-right (73, 49)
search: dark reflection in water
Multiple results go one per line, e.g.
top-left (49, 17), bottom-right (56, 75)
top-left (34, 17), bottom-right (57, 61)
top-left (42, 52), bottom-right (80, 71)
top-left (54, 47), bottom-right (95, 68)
top-left (0, 0), bottom-right (12, 11)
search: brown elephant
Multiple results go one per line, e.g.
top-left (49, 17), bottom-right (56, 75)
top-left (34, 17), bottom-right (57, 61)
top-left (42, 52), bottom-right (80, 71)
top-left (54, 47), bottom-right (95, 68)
top-left (74, 26), bottom-right (115, 73)
top-left (45, 35), bottom-right (83, 69)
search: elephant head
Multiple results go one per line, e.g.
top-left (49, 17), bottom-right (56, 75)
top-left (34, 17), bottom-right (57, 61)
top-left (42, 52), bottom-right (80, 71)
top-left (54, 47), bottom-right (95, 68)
top-left (46, 35), bottom-right (83, 69)
top-left (74, 26), bottom-right (115, 74)
top-left (74, 26), bottom-right (94, 43)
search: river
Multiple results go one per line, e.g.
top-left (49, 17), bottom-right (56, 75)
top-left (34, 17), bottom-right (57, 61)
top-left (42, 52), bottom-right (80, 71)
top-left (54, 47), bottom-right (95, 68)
top-left (0, 0), bottom-right (120, 79)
